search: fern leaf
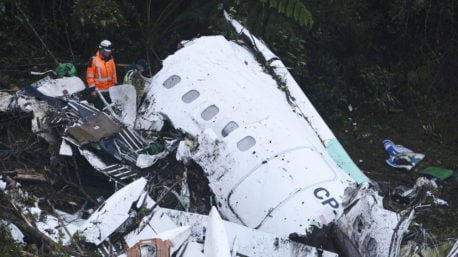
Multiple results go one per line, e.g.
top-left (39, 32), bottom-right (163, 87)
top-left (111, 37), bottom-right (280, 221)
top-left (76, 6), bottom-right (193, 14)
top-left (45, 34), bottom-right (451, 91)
top-left (258, 0), bottom-right (313, 27)
top-left (269, 0), bottom-right (277, 9)
top-left (293, 1), bottom-right (301, 20)
top-left (278, 0), bottom-right (286, 14)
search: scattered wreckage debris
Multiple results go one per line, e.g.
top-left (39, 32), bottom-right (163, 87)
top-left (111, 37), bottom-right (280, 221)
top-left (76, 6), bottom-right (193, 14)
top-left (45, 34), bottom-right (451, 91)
top-left (1, 12), bottom-right (458, 257)
top-left (1, 177), bottom-right (341, 257)
top-left (383, 139), bottom-right (425, 170)
top-left (418, 166), bottom-right (454, 181)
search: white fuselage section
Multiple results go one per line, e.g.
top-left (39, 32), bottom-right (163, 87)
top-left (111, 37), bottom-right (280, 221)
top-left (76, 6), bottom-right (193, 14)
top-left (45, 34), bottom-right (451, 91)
top-left (136, 35), bottom-right (355, 237)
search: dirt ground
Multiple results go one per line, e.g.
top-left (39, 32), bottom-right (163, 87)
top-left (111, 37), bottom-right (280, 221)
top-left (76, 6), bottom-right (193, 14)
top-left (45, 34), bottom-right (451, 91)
top-left (327, 98), bottom-right (458, 241)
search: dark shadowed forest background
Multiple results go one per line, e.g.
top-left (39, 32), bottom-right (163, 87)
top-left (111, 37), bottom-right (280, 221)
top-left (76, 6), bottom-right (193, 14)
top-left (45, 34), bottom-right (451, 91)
top-left (0, 0), bottom-right (457, 256)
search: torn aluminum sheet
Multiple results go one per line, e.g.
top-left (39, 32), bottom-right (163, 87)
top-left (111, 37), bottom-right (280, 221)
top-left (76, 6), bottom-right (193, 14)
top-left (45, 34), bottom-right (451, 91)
top-left (66, 110), bottom-right (123, 145)
top-left (0, 92), bottom-right (16, 112)
top-left (8, 78), bottom-right (167, 182)
top-left (31, 76), bottom-right (86, 98)
top-left (0, 76), bottom-right (86, 144)
top-left (204, 206), bottom-right (232, 257)
top-left (129, 203), bottom-right (339, 257)
top-left (91, 178), bottom-right (338, 257)
top-left (30, 206), bottom-right (86, 244)
top-left (0, 219), bottom-right (25, 243)
top-left (21, 97), bottom-right (57, 144)
top-left (59, 139), bottom-right (73, 156)
top-left (109, 84), bottom-right (137, 127)
top-left (78, 178), bottom-right (148, 246)
top-left (0, 176), bottom-right (343, 257)
top-left (335, 184), bottom-right (415, 257)
top-left (135, 14), bottom-right (412, 257)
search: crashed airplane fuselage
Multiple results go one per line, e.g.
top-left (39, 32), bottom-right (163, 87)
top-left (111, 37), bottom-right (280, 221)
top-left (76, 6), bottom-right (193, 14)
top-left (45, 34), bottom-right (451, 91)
top-left (137, 34), bottom-right (353, 233)
top-left (0, 15), bottom-right (417, 257)
top-left (133, 15), bottom-right (412, 257)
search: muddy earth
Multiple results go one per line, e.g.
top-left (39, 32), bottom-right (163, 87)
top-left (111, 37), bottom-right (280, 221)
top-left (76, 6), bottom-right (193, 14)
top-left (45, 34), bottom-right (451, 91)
top-left (326, 95), bottom-right (458, 240)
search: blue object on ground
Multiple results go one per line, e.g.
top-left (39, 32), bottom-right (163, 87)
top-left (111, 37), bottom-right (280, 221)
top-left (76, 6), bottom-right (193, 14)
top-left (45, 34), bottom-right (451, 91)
top-left (383, 139), bottom-right (425, 170)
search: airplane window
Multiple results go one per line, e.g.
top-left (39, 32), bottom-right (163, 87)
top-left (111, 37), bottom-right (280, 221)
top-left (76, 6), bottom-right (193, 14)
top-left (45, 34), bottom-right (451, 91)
top-left (182, 90), bottom-right (200, 103)
top-left (140, 244), bottom-right (157, 257)
top-left (367, 238), bottom-right (377, 256)
top-left (221, 121), bottom-right (239, 137)
top-left (163, 75), bottom-right (181, 89)
top-left (237, 136), bottom-right (256, 151)
top-left (201, 105), bottom-right (219, 121)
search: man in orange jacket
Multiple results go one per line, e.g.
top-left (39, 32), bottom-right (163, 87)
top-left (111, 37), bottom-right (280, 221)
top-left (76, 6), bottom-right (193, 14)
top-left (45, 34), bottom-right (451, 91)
top-left (86, 39), bottom-right (117, 108)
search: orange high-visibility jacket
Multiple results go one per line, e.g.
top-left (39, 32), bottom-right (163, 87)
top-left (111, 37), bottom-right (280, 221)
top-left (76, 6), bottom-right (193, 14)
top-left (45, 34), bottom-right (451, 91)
top-left (86, 50), bottom-right (117, 92)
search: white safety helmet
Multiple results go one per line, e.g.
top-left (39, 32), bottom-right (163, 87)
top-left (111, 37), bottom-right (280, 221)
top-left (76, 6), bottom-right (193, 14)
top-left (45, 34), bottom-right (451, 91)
top-left (99, 39), bottom-right (113, 53)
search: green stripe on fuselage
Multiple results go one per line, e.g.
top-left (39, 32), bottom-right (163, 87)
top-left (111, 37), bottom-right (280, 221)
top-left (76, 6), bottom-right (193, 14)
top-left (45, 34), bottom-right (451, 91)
top-left (326, 138), bottom-right (369, 184)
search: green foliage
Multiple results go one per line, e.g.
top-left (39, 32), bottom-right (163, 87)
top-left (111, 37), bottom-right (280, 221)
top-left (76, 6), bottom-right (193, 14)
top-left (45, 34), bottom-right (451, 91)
top-left (71, 0), bottom-right (127, 46)
top-left (0, 223), bottom-right (23, 257)
top-left (259, 0), bottom-right (313, 26)
top-left (358, 65), bottom-right (400, 112)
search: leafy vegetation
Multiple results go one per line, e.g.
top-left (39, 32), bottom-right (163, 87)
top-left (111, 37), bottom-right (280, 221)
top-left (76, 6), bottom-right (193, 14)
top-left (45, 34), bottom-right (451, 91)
top-left (0, 222), bottom-right (23, 257)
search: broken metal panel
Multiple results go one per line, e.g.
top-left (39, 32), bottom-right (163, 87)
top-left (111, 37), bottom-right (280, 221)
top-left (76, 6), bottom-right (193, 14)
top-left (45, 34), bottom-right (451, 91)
top-left (79, 148), bottom-right (109, 171)
top-left (0, 92), bottom-right (16, 112)
top-left (122, 198), bottom-right (338, 257)
top-left (124, 206), bottom-right (183, 248)
top-left (109, 85), bottom-right (137, 127)
top-left (79, 178), bottom-right (148, 245)
top-left (15, 95), bottom-right (59, 144)
top-left (31, 76), bottom-right (86, 97)
top-left (59, 139), bottom-right (73, 156)
top-left (100, 164), bottom-right (137, 182)
top-left (79, 144), bottom-right (138, 184)
top-left (176, 242), bottom-right (205, 257)
top-left (28, 206), bottom-right (85, 245)
top-left (66, 111), bottom-right (122, 145)
top-left (67, 100), bottom-right (100, 118)
top-left (117, 126), bottom-right (149, 152)
top-left (335, 183), bottom-right (415, 257)
top-left (160, 207), bottom-right (339, 257)
top-left (204, 207), bottom-right (231, 257)
top-left (0, 219), bottom-right (24, 243)
top-left (21, 85), bottom-right (67, 108)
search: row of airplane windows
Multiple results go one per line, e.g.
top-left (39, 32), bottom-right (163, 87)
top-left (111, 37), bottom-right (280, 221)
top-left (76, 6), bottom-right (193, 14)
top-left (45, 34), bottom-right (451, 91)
top-left (163, 75), bottom-right (256, 152)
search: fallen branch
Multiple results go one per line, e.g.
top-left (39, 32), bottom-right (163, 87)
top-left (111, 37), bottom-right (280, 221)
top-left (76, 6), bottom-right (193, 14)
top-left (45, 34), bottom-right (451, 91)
top-left (0, 189), bottom-right (78, 256)
top-left (2, 168), bottom-right (48, 184)
top-left (138, 177), bottom-right (184, 232)
top-left (46, 199), bottom-right (85, 255)
top-left (15, 2), bottom-right (58, 64)
top-left (21, 250), bottom-right (40, 257)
